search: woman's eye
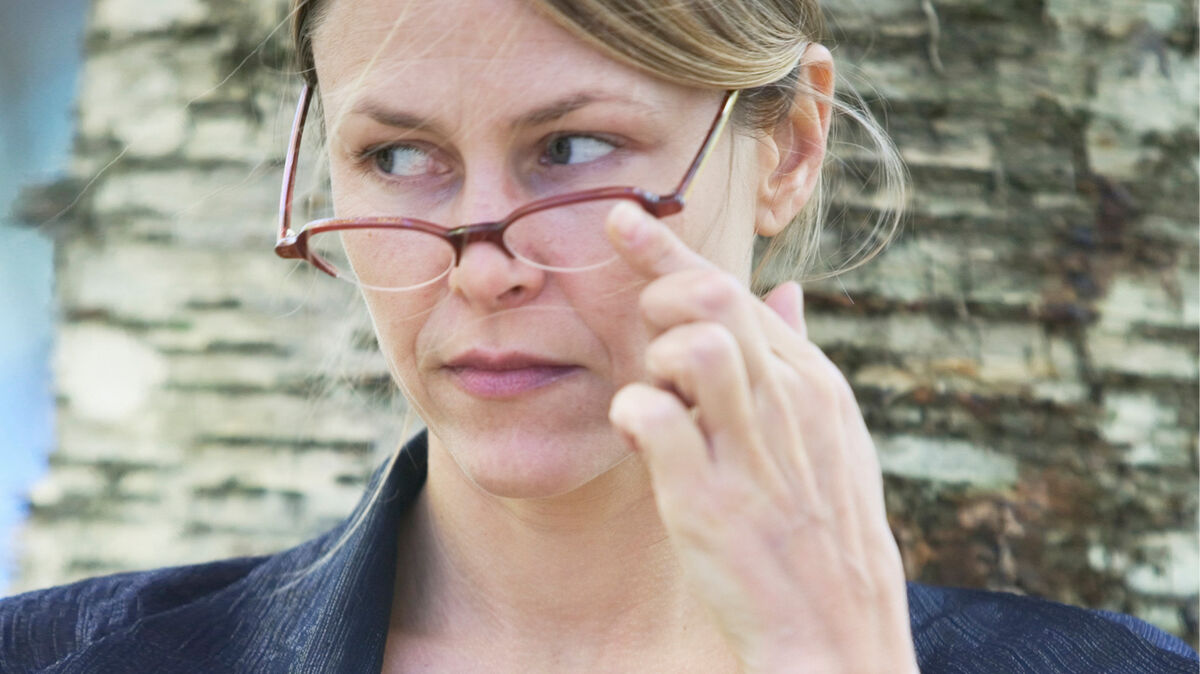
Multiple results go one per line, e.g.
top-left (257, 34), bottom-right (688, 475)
top-left (543, 135), bottom-right (616, 166)
top-left (372, 145), bottom-right (444, 177)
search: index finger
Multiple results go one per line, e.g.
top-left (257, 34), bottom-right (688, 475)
top-left (605, 200), bottom-right (717, 279)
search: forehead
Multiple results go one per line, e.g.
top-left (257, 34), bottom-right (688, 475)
top-left (311, 0), bottom-right (662, 106)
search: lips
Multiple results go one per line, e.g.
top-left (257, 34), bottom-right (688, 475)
top-left (444, 351), bottom-right (581, 398)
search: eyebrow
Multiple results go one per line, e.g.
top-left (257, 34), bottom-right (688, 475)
top-left (351, 92), bottom-right (650, 134)
top-left (512, 93), bottom-right (603, 128)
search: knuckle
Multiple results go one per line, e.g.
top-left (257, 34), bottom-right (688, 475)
top-left (839, 378), bottom-right (861, 409)
top-left (638, 278), bottom-right (669, 319)
top-left (779, 362), bottom-right (829, 407)
top-left (683, 323), bottom-right (738, 370)
top-left (644, 333), bottom-right (676, 368)
top-left (814, 375), bottom-right (843, 408)
top-left (792, 363), bottom-right (840, 407)
top-left (820, 360), bottom-right (857, 403)
top-left (691, 271), bottom-right (741, 315)
top-left (644, 334), bottom-right (688, 381)
top-left (774, 362), bottom-right (807, 399)
top-left (809, 350), bottom-right (857, 402)
top-left (647, 323), bottom-right (738, 376)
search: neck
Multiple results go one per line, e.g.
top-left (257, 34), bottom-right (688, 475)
top-left (390, 433), bottom-right (732, 667)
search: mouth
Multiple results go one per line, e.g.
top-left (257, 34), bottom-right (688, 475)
top-left (444, 351), bottom-right (582, 399)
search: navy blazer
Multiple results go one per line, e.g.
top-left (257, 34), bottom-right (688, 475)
top-left (2, 433), bottom-right (1196, 673)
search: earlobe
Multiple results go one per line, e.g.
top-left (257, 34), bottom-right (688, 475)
top-left (754, 44), bottom-right (835, 239)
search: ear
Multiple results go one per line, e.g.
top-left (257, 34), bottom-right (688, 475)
top-left (755, 44), bottom-right (835, 238)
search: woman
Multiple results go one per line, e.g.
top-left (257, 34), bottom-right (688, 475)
top-left (1, 0), bottom-right (1196, 671)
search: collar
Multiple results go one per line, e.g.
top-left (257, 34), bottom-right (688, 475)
top-left (99, 432), bottom-right (430, 672)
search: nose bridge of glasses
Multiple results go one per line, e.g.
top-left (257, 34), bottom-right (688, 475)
top-left (447, 220), bottom-right (513, 262)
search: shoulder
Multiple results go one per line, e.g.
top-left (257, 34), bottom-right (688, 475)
top-left (0, 555), bottom-right (268, 673)
top-left (908, 582), bottom-right (1198, 673)
top-left (0, 441), bottom-right (426, 673)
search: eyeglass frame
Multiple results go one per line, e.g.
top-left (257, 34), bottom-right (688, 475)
top-left (274, 83), bottom-right (741, 282)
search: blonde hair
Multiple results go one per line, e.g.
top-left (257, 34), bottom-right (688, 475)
top-left (291, 0), bottom-right (907, 286)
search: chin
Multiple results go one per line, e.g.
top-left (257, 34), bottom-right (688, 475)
top-left (433, 422), bottom-right (630, 500)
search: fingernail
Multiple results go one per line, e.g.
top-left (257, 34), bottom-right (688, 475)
top-left (610, 202), bottom-right (645, 246)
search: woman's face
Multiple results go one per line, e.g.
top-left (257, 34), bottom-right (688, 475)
top-left (312, 0), bottom-right (764, 498)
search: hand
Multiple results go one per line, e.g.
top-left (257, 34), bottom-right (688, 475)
top-left (605, 202), bottom-right (918, 673)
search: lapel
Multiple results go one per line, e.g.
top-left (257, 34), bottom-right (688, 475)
top-left (277, 433), bottom-right (429, 672)
top-left (55, 433), bottom-right (429, 673)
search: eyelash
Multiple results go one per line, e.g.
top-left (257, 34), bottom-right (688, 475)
top-left (540, 133), bottom-right (622, 165)
top-left (352, 141), bottom-right (441, 181)
top-left (352, 133), bottom-right (625, 182)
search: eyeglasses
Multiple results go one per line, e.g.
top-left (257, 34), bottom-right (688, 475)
top-left (275, 84), bottom-right (740, 291)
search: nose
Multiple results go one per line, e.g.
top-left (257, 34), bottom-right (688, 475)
top-left (448, 239), bottom-right (546, 310)
top-left (446, 177), bottom-right (546, 310)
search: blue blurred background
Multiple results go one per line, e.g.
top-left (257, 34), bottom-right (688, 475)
top-left (0, 0), bottom-right (90, 592)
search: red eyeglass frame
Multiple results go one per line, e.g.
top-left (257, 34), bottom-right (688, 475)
top-left (274, 84), bottom-right (740, 279)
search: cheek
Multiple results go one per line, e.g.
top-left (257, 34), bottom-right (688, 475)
top-left (327, 162), bottom-right (361, 215)
top-left (669, 145), bottom-right (760, 280)
top-left (559, 268), bottom-right (651, 382)
top-left (666, 202), bottom-right (756, 282)
top-left (358, 287), bottom-right (441, 381)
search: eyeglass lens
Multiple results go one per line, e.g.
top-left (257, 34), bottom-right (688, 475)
top-left (305, 196), bottom-right (632, 290)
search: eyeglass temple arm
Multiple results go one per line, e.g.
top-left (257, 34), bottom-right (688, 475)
top-left (278, 84), bottom-right (314, 244)
top-left (673, 90), bottom-right (740, 202)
